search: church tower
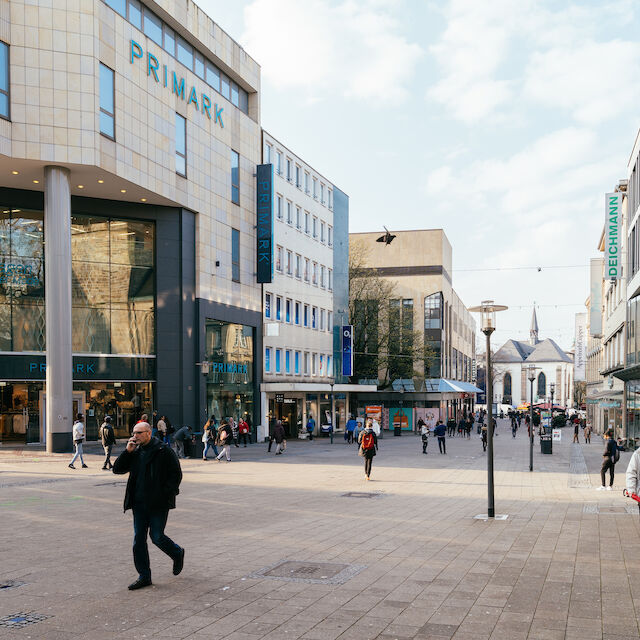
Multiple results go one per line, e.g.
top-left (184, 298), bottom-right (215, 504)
top-left (530, 308), bottom-right (539, 346)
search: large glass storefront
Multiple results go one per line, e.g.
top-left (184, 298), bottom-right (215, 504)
top-left (205, 319), bottom-right (254, 427)
top-left (0, 207), bottom-right (156, 443)
top-left (627, 382), bottom-right (640, 445)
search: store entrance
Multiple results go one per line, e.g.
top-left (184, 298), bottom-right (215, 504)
top-left (269, 398), bottom-right (301, 438)
top-left (39, 391), bottom-right (85, 445)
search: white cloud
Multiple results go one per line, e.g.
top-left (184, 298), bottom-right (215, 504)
top-left (241, 0), bottom-right (422, 102)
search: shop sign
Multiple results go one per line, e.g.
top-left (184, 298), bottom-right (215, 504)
top-left (256, 163), bottom-right (274, 283)
top-left (0, 263), bottom-right (40, 288)
top-left (342, 325), bottom-right (353, 376)
top-left (605, 192), bottom-right (621, 280)
top-left (130, 40), bottom-right (224, 127)
top-left (275, 393), bottom-right (284, 403)
top-left (209, 361), bottom-right (248, 374)
top-left (552, 429), bottom-right (561, 441)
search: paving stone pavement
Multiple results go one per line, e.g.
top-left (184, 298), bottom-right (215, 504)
top-left (1, 420), bottom-right (640, 639)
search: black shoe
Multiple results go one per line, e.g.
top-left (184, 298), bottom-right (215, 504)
top-left (81, 464), bottom-right (88, 468)
top-left (102, 466), bottom-right (109, 470)
top-left (173, 548), bottom-right (185, 576)
top-left (128, 577), bottom-right (152, 590)
top-left (68, 463), bottom-right (75, 469)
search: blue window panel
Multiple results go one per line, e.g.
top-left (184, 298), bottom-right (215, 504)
top-left (265, 347), bottom-right (271, 372)
top-left (265, 294), bottom-right (271, 319)
top-left (285, 350), bottom-right (290, 373)
top-left (276, 298), bottom-right (281, 321)
top-left (105, 0), bottom-right (126, 17)
top-left (295, 352), bottom-right (300, 374)
top-left (275, 349), bottom-right (281, 373)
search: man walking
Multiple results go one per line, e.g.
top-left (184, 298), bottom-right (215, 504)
top-left (112, 420), bottom-right (184, 590)
top-left (597, 429), bottom-right (618, 491)
top-left (345, 415), bottom-right (357, 444)
top-left (573, 420), bottom-right (580, 443)
top-left (434, 420), bottom-right (446, 454)
top-left (273, 419), bottom-right (286, 455)
top-left (100, 416), bottom-right (116, 470)
top-left (584, 423), bottom-right (592, 443)
top-left (172, 425), bottom-right (192, 459)
top-left (69, 414), bottom-right (88, 469)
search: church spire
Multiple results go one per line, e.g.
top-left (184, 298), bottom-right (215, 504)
top-left (530, 307), bottom-right (539, 346)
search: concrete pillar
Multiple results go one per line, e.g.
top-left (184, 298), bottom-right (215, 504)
top-left (44, 166), bottom-right (73, 453)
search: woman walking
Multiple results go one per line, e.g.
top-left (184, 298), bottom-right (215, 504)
top-left (69, 414), bottom-right (88, 469)
top-left (215, 420), bottom-right (232, 462)
top-left (202, 416), bottom-right (218, 460)
top-left (597, 429), bottom-right (618, 490)
top-left (358, 418), bottom-right (378, 480)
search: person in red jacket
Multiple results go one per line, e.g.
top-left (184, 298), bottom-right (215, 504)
top-left (238, 418), bottom-right (250, 447)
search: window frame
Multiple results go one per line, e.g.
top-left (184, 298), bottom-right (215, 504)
top-left (175, 112), bottom-right (187, 177)
top-left (99, 62), bottom-right (115, 139)
top-left (230, 149), bottom-right (240, 205)
top-left (231, 227), bottom-right (240, 282)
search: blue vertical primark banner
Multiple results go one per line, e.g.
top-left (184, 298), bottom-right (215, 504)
top-left (342, 325), bottom-right (353, 377)
top-left (256, 163), bottom-right (274, 283)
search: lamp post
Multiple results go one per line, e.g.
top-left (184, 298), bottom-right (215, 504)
top-left (469, 300), bottom-right (508, 519)
top-left (527, 365), bottom-right (539, 472)
top-left (329, 381), bottom-right (334, 444)
top-left (549, 382), bottom-right (555, 415)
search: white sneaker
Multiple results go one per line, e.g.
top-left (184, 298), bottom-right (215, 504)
top-left (596, 486), bottom-right (606, 491)
top-left (606, 486), bottom-right (612, 491)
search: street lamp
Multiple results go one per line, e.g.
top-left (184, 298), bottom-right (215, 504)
top-left (469, 300), bottom-right (508, 519)
top-left (549, 382), bottom-right (555, 415)
top-left (527, 365), bottom-right (539, 472)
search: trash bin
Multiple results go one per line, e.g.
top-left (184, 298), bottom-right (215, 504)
top-left (394, 426), bottom-right (402, 436)
top-left (540, 432), bottom-right (552, 454)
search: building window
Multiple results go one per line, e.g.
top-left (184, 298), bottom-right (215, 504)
top-left (295, 301), bottom-right (300, 325)
top-left (313, 217), bottom-right (318, 238)
top-left (276, 151), bottom-right (282, 175)
top-left (424, 292), bottom-right (442, 329)
top-left (304, 352), bottom-right (310, 374)
top-left (296, 166), bottom-right (301, 188)
top-left (265, 347), bottom-right (271, 373)
top-left (328, 189), bottom-right (333, 209)
top-left (312, 262), bottom-right (318, 285)
top-left (276, 195), bottom-right (283, 219)
top-left (328, 226), bottom-right (333, 247)
top-left (320, 184), bottom-right (325, 205)
top-left (321, 222), bottom-right (325, 243)
top-left (537, 372), bottom-right (546, 397)
top-left (175, 112), bottom-right (186, 176)
top-left (320, 309), bottom-right (325, 330)
top-left (295, 254), bottom-right (301, 278)
top-left (328, 269), bottom-right (333, 291)
top-left (328, 311), bottom-right (332, 329)
top-left (285, 299), bottom-right (291, 323)
top-left (296, 206), bottom-right (302, 229)
top-left (304, 258), bottom-right (310, 282)
top-left (265, 293), bottom-right (271, 319)
top-left (276, 246), bottom-right (282, 272)
top-left (319, 354), bottom-right (324, 375)
top-left (313, 177), bottom-right (318, 199)
top-left (305, 212), bottom-right (310, 234)
top-left (276, 296), bottom-right (282, 321)
top-left (503, 372), bottom-right (512, 402)
top-left (327, 355), bottom-right (332, 376)
top-left (286, 201), bottom-right (292, 224)
top-left (231, 228), bottom-right (240, 282)
top-left (99, 62), bottom-right (115, 138)
top-left (286, 250), bottom-right (293, 275)
top-left (312, 353), bottom-right (317, 374)
top-left (286, 158), bottom-right (292, 181)
top-left (275, 348), bottom-right (281, 373)
top-left (312, 306), bottom-right (317, 329)
top-left (231, 150), bottom-right (240, 204)
top-left (285, 350), bottom-right (291, 373)
top-left (305, 172), bottom-right (310, 193)
top-left (295, 351), bottom-right (300, 374)
top-left (304, 304), bottom-right (309, 327)
top-left (320, 265), bottom-right (326, 288)
top-left (264, 143), bottom-right (272, 163)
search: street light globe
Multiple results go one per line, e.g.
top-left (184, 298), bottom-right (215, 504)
top-left (468, 300), bottom-right (508, 335)
top-left (527, 365), bottom-right (537, 382)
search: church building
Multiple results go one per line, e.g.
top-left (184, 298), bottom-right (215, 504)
top-left (492, 310), bottom-right (574, 409)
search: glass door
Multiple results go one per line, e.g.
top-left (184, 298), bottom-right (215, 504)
top-left (39, 391), bottom-right (86, 443)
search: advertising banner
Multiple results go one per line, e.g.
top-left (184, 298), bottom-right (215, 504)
top-left (574, 312), bottom-right (586, 381)
top-left (605, 192), bottom-right (622, 280)
top-left (342, 325), bottom-right (353, 376)
top-left (256, 163), bottom-right (274, 283)
top-left (415, 407), bottom-right (440, 429)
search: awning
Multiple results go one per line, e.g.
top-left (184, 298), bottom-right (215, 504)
top-left (438, 379), bottom-right (483, 394)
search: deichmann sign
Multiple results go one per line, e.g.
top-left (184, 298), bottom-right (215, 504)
top-left (130, 40), bottom-right (224, 127)
top-left (256, 163), bottom-right (274, 283)
top-left (605, 192), bottom-right (622, 280)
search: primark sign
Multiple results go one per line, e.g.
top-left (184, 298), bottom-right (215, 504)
top-left (605, 192), bottom-right (621, 280)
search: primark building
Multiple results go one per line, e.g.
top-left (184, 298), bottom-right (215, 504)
top-left (0, 0), bottom-right (271, 449)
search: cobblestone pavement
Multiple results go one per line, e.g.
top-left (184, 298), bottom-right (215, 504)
top-left (1, 420), bottom-right (640, 639)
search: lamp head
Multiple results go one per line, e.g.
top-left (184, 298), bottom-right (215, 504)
top-left (468, 300), bottom-right (508, 334)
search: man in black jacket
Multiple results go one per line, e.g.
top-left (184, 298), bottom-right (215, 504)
top-left (113, 420), bottom-right (184, 591)
top-left (100, 416), bottom-right (117, 470)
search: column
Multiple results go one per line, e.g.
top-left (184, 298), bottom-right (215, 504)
top-left (44, 166), bottom-right (73, 453)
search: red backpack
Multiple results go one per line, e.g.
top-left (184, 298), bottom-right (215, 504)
top-left (362, 432), bottom-right (375, 450)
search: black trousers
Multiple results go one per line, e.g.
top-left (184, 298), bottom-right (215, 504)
top-left (438, 436), bottom-right (446, 454)
top-left (364, 456), bottom-right (373, 477)
top-left (132, 505), bottom-right (181, 581)
top-left (422, 440), bottom-right (428, 453)
top-left (601, 459), bottom-right (615, 486)
top-left (239, 433), bottom-right (249, 447)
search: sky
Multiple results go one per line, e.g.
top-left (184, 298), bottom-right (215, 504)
top-left (197, 0), bottom-right (640, 351)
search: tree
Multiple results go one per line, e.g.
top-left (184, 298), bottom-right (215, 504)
top-left (349, 239), bottom-right (436, 388)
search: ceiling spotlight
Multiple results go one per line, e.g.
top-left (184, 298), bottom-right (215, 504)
top-left (97, 179), bottom-right (104, 184)
top-left (11, 170), bottom-right (18, 175)
top-left (141, 198), bottom-right (147, 202)
top-left (120, 189), bottom-right (126, 193)
top-left (32, 179), bottom-right (39, 184)
top-left (77, 185), bottom-right (84, 189)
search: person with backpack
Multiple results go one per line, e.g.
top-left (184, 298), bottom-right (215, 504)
top-left (100, 415), bottom-right (117, 470)
top-left (215, 421), bottom-right (233, 461)
top-left (68, 414), bottom-right (88, 469)
top-left (202, 417), bottom-right (218, 460)
top-left (598, 429), bottom-right (618, 490)
top-left (358, 418), bottom-right (378, 480)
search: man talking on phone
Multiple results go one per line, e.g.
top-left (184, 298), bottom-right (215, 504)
top-left (113, 417), bottom-right (185, 590)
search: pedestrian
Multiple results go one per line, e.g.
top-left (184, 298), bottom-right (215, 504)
top-left (573, 421), bottom-right (580, 443)
top-left (267, 417), bottom-right (276, 452)
top-left (434, 419), bottom-right (446, 454)
top-left (202, 417), bottom-right (218, 460)
top-left (345, 415), bottom-right (357, 444)
top-left (112, 419), bottom-right (184, 590)
top-left (69, 413), bottom-right (88, 469)
top-left (457, 417), bottom-right (465, 437)
top-left (172, 425), bottom-right (192, 459)
top-left (481, 424), bottom-right (488, 452)
top-left (229, 417), bottom-right (240, 448)
top-left (584, 423), bottom-right (592, 444)
top-left (371, 417), bottom-right (381, 437)
top-left (465, 417), bottom-right (472, 439)
top-left (306, 414), bottom-right (315, 440)
top-left (157, 415), bottom-right (167, 444)
top-left (493, 417), bottom-right (498, 436)
top-left (597, 428), bottom-right (618, 491)
top-left (358, 418), bottom-right (378, 480)
top-left (215, 421), bottom-right (232, 461)
top-left (420, 421), bottom-right (429, 454)
top-left (100, 415), bottom-right (116, 470)
top-left (238, 417), bottom-right (250, 447)
top-left (273, 419), bottom-right (286, 455)
top-left (625, 443), bottom-right (640, 513)
top-left (151, 410), bottom-right (159, 437)
top-left (511, 419), bottom-right (517, 438)
top-left (416, 417), bottom-right (425, 434)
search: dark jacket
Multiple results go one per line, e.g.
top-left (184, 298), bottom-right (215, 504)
top-left (358, 428), bottom-right (378, 457)
top-left (112, 437), bottom-right (182, 512)
top-left (173, 426), bottom-right (191, 442)
top-left (434, 423), bottom-right (446, 437)
top-left (603, 438), bottom-right (616, 460)
top-left (100, 422), bottom-right (116, 446)
top-left (273, 423), bottom-right (286, 443)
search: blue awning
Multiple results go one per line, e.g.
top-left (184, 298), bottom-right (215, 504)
top-left (438, 379), bottom-right (483, 394)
